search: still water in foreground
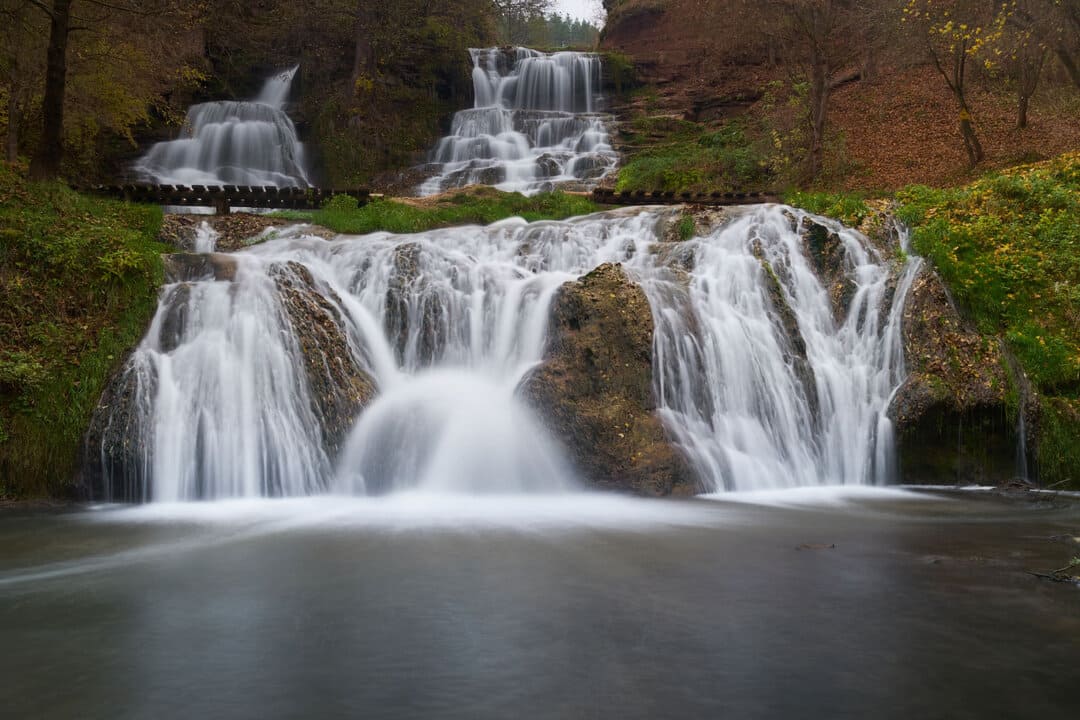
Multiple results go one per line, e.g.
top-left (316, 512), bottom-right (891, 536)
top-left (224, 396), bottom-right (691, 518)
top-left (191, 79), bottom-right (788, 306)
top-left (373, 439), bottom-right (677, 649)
top-left (2, 488), bottom-right (1078, 719)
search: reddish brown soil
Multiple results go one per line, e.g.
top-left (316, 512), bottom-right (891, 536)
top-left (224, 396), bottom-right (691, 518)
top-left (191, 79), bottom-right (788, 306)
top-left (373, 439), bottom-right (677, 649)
top-left (602, 0), bottom-right (1080, 190)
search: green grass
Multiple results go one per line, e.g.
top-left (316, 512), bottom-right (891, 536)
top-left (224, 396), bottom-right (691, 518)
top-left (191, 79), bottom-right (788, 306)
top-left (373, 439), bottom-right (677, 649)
top-left (896, 152), bottom-right (1080, 488)
top-left (783, 190), bottom-right (873, 228)
top-left (896, 154), bottom-right (1080, 390)
top-left (675, 213), bottom-right (696, 241)
top-left (0, 166), bottom-right (165, 498)
top-left (276, 188), bottom-right (601, 235)
top-left (615, 118), bottom-right (773, 194)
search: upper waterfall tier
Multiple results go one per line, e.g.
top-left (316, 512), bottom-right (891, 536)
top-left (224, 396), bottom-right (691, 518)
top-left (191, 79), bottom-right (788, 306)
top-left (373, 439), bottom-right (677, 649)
top-left (134, 66), bottom-right (310, 188)
top-left (418, 48), bottom-right (618, 196)
top-left (86, 206), bottom-right (920, 502)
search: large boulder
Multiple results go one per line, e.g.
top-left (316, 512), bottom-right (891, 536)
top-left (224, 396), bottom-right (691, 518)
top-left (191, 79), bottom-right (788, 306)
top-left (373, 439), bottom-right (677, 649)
top-left (888, 269), bottom-right (1027, 484)
top-left (270, 261), bottom-right (377, 456)
top-left (521, 263), bottom-right (695, 495)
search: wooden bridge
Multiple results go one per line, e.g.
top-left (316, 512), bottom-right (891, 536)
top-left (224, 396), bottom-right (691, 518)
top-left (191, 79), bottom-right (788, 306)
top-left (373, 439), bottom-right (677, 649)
top-left (80, 184), bottom-right (780, 214)
top-left (589, 188), bottom-right (780, 206)
top-left (81, 184), bottom-right (373, 214)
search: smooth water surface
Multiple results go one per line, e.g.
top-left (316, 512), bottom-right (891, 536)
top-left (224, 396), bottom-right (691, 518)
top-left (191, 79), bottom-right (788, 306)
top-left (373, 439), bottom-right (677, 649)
top-left (2, 489), bottom-right (1078, 719)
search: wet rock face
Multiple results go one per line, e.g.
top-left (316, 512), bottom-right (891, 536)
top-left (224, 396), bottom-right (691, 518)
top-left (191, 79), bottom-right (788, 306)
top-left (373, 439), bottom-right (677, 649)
top-left (270, 261), bottom-right (377, 456)
top-left (521, 263), bottom-right (696, 496)
top-left (157, 284), bottom-right (192, 354)
top-left (750, 242), bottom-right (818, 421)
top-left (162, 253), bottom-right (238, 283)
top-left (158, 213), bottom-right (297, 252)
top-left (797, 217), bottom-right (858, 323)
top-left (383, 243), bottom-right (449, 366)
top-left (888, 270), bottom-right (1024, 484)
top-left (80, 361), bottom-right (155, 501)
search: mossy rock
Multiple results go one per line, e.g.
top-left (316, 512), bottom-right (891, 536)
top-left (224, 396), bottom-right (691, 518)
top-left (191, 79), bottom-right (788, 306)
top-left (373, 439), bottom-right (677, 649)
top-left (889, 269), bottom-right (1025, 485)
top-left (270, 262), bottom-right (377, 456)
top-left (521, 262), bottom-right (695, 496)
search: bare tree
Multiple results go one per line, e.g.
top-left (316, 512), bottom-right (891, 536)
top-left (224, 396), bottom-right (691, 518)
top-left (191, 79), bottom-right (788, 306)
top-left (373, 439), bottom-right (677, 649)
top-left (765, 0), bottom-right (870, 181)
top-left (903, 0), bottom-right (1009, 168)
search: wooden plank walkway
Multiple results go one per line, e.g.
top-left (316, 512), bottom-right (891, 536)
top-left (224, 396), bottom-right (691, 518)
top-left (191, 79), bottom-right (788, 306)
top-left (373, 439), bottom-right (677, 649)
top-left (590, 189), bottom-right (781, 206)
top-left (80, 184), bottom-right (373, 214)
top-left (80, 183), bottom-right (780, 214)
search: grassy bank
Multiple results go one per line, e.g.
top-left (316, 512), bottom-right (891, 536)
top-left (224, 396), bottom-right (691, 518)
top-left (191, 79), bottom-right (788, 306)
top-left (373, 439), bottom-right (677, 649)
top-left (277, 188), bottom-right (601, 235)
top-left (615, 116), bottom-right (774, 194)
top-left (896, 153), bottom-right (1080, 487)
top-left (0, 167), bottom-right (164, 498)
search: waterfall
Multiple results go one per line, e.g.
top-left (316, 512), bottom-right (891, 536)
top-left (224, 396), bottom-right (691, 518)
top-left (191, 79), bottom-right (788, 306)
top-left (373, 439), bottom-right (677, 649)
top-left (418, 48), bottom-right (618, 196)
top-left (134, 66), bottom-right (309, 188)
top-left (90, 206), bottom-right (920, 501)
top-left (640, 209), bottom-right (923, 491)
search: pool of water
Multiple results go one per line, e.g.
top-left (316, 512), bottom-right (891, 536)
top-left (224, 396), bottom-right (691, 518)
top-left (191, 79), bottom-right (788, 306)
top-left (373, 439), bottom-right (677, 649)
top-left (2, 488), bottom-right (1078, 719)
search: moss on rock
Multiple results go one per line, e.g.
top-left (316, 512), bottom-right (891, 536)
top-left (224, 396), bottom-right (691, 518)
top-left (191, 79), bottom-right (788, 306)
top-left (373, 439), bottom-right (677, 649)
top-left (521, 262), bottom-right (695, 495)
top-left (270, 262), bottom-right (377, 456)
top-left (889, 269), bottom-right (1023, 484)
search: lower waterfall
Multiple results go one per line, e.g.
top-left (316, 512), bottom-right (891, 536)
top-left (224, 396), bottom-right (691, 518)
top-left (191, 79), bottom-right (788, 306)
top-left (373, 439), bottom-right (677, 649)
top-left (88, 206), bottom-right (920, 501)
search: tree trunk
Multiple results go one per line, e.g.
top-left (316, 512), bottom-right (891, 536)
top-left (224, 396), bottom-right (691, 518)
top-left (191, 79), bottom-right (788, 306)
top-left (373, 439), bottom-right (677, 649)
top-left (804, 54), bottom-right (829, 181)
top-left (352, 8), bottom-right (373, 91)
top-left (1016, 47), bottom-right (1046, 130)
top-left (1056, 47), bottom-right (1080, 90)
top-left (6, 93), bottom-right (19, 164)
top-left (958, 102), bottom-right (984, 167)
top-left (29, 0), bottom-right (73, 181)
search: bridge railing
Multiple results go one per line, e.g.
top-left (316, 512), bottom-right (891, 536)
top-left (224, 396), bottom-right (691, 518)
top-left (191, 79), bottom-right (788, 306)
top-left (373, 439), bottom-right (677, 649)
top-left (590, 189), bottom-right (780, 206)
top-left (79, 184), bottom-right (373, 214)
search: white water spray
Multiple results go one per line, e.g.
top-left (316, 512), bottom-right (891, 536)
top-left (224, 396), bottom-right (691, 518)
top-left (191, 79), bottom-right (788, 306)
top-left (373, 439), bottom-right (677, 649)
top-left (134, 66), bottom-right (309, 187)
top-left (92, 206), bottom-right (921, 500)
top-left (419, 48), bottom-right (617, 196)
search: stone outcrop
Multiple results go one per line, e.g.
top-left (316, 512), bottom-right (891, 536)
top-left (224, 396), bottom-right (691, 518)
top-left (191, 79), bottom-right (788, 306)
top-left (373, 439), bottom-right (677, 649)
top-left (162, 252), bottom-right (238, 283)
top-left (888, 269), bottom-right (1027, 485)
top-left (80, 361), bottom-right (155, 501)
top-left (382, 242), bottom-right (449, 366)
top-left (751, 244), bottom-right (818, 421)
top-left (270, 261), bottom-right (377, 456)
top-left (159, 213), bottom-right (326, 253)
top-left (521, 263), bottom-right (695, 495)
top-left (796, 216), bottom-right (858, 323)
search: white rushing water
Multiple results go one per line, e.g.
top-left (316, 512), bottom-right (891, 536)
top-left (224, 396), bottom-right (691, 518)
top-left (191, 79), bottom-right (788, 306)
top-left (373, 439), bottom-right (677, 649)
top-left (93, 206), bottom-right (920, 501)
top-left (134, 66), bottom-right (310, 187)
top-left (418, 48), bottom-right (617, 196)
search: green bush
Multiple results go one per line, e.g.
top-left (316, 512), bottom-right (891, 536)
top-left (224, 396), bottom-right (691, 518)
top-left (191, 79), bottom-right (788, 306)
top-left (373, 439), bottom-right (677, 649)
top-left (784, 190), bottom-right (872, 227)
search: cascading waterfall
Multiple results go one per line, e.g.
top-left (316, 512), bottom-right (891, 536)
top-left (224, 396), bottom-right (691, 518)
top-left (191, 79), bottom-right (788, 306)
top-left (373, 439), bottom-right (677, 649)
top-left (642, 210), bottom-right (923, 491)
top-left (134, 66), bottom-right (310, 187)
top-left (418, 48), bottom-right (617, 196)
top-left (92, 205), bottom-right (921, 501)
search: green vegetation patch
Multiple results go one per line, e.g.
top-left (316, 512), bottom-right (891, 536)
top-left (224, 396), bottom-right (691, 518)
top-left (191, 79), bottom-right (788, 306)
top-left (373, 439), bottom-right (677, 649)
top-left (783, 190), bottom-right (872, 228)
top-left (278, 188), bottom-right (601, 235)
top-left (615, 118), bottom-right (773, 194)
top-left (896, 153), bottom-right (1080, 390)
top-left (1037, 396), bottom-right (1080, 489)
top-left (897, 153), bottom-right (1080, 489)
top-left (0, 167), bottom-right (164, 498)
